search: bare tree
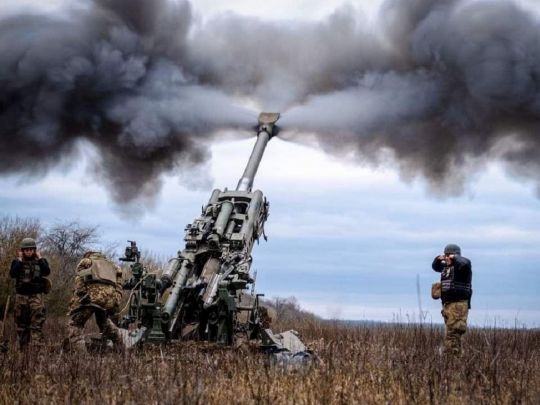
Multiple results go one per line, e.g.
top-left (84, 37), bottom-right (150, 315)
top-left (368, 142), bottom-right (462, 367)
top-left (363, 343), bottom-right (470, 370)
top-left (272, 296), bottom-right (301, 321)
top-left (41, 222), bottom-right (98, 259)
top-left (41, 221), bottom-right (100, 315)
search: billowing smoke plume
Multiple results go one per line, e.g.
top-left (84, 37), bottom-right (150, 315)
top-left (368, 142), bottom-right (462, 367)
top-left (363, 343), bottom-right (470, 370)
top-left (190, 0), bottom-right (540, 196)
top-left (0, 0), bottom-right (254, 204)
top-left (2, 0), bottom-right (540, 204)
top-left (282, 0), bottom-right (540, 195)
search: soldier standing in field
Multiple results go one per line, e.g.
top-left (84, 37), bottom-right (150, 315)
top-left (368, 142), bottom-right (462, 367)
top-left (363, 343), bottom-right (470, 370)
top-left (67, 251), bottom-right (125, 350)
top-left (432, 244), bottom-right (473, 356)
top-left (9, 238), bottom-right (52, 349)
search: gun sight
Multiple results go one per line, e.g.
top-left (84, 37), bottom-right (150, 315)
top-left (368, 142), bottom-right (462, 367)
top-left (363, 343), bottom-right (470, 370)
top-left (120, 240), bottom-right (141, 262)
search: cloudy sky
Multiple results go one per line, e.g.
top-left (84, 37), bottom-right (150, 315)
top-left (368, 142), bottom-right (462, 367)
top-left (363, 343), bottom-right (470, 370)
top-left (1, 0), bottom-right (539, 327)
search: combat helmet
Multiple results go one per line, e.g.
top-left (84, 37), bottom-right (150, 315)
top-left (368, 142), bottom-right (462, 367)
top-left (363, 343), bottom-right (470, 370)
top-left (83, 251), bottom-right (106, 260)
top-left (20, 237), bottom-right (37, 250)
top-left (444, 243), bottom-right (461, 255)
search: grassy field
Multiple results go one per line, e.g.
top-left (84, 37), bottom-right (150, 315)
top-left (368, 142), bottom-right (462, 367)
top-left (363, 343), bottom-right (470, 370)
top-left (0, 317), bottom-right (538, 404)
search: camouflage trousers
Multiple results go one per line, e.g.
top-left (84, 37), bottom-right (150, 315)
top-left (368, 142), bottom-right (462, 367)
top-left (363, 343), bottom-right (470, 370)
top-left (67, 283), bottom-right (123, 348)
top-left (14, 293), bottom-right (46, 349)
top-left (442, 300), bottom-right (469, 356)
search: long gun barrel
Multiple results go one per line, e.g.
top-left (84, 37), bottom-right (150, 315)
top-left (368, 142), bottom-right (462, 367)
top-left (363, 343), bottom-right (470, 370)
top-left (147, 112), bottom-right (280, 344)
top-left (120, 112), bottom-right (313, 361)
top-left (236, 112), bottom-right (280, 192)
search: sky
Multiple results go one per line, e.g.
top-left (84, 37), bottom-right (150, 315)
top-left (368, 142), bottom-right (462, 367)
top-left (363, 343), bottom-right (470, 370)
top-left (1, 0), bottom-right (539, 327)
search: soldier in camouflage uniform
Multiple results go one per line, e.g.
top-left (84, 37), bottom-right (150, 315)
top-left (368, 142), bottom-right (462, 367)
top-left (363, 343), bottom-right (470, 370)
top-left (9, 238), bottom-right (51, 349)
top-left (67, 251), bottom-right (125, 349)
top-left (432, 244), bottom-right (473, 356)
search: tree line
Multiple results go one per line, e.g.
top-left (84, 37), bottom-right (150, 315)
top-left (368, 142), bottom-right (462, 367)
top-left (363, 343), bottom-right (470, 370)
top-left (0, 215), bottom-right (317, 322)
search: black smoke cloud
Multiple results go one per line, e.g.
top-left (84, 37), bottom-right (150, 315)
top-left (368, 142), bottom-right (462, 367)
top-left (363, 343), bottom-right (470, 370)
top-left (2, 0), bottom-right (540, 204)
top-left (0, 0), bottom-right (254, 204)
top-left (281, 0), bottom-right (540, 195)
top-left (193, 0), bottom-right (540, 196)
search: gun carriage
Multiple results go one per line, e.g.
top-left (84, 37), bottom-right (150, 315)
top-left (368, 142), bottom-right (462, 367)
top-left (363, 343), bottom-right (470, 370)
top-left (121, 113), bottom-right (294, 350)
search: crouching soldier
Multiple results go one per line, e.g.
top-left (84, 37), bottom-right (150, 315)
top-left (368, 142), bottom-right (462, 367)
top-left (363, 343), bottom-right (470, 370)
top-left (9, 238), bottom-right (52, 349)
top-left (432, 244), bottom-right (472, 356)
top-left (67, 252), bottom-right (125, 350)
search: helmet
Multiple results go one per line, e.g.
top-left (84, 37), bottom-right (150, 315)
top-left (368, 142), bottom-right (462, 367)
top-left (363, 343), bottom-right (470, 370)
top-left (83, 251), bottom-right (105, 260)
top-left (20, 238), bottom-right (37, 250)
top-left (444, 244), bottom-right (461, 255)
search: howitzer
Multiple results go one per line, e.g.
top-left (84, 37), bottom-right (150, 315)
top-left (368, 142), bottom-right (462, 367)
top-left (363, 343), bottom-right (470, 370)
top-left (157, 112), bottom-right (278, 344)
top-left (123, 113), bottom-right (288, 347)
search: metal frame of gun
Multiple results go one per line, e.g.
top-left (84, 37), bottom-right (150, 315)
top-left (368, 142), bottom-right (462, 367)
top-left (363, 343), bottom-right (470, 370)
top-left (119, 241), bottom-right (165, 341)
top-left (119, 113), bottom-right (313, 362)
top-left (148, 112), bottom-right (279, 345)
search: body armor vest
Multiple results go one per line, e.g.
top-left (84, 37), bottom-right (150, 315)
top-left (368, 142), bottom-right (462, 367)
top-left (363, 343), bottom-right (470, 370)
top-left (77, 256), bottom-right (119, 286)
top-left (21, 260), bottom-right (41, 282)
top-left (440, 259), bottom-right (472, 303)
top-left (15, 260), bottom-right (47, 295)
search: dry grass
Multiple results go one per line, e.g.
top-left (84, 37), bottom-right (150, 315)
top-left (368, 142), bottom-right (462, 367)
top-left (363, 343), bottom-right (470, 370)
top-left (0, 317), bottom-right (538, 404)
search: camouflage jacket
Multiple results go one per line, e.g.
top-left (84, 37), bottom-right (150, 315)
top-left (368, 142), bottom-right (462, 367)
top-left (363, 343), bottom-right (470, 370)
top-left (71, 253), bottom-right (123, 312)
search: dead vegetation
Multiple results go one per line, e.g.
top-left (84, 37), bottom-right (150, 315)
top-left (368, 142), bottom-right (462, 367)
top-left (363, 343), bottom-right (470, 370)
top-left (1, 216), bottom-right (538, 403)
top-left (0, 317), bottom-right (538, 404)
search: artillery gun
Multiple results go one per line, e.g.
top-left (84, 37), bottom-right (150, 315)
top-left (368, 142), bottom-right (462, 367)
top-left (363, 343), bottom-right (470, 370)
top-left (156, 112), bottom-right (278, 345)
top-left (121, 112), bottom-right (309, 358)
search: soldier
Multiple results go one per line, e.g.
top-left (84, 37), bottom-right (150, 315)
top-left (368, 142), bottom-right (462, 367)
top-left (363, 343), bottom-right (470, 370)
top-left (432, 243), bottom-right (473, 356)
top-left (9, 237), bottom-right (51, 349)
top-left (67, 251), bottom-right (125, 350)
